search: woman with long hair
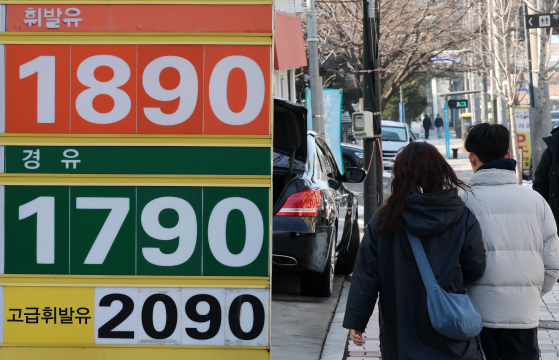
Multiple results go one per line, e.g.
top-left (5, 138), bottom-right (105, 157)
top-left (343, 142), bottom-right (487, 359)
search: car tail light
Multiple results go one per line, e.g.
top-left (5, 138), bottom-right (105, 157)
top-left (277, 189), bottom-right (322, 216)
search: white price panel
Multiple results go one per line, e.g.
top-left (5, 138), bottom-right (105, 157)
top-left (93, 287), bottom-right (269, 346)
top-left (181, 287), bottom-right (225, 346)
top-left (94, 287), bottom-right (138, 345)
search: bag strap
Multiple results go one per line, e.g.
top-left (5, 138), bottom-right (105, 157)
top-left (404, 228), bottom-right (438, 292)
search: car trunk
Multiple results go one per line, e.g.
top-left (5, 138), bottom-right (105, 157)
top-left (273, 98), bottom-right (307, 208)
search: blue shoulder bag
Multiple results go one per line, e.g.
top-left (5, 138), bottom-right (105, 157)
top-left (405, 228), bottom-right (483, 342)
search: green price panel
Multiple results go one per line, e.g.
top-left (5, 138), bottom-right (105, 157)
top-left (5, 146), bottom-right (271, 175)
top-left (3, 186), bottom-right (269, 277)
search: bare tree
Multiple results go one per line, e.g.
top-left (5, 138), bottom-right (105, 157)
top-left (477, 0), bottom-right (527, 183)
top-left (523, 0), bottom-right (559, 174)
top-left (378, 0), bottom-right (481, 108)
top-left (304, 0), bottom-right (482, 109)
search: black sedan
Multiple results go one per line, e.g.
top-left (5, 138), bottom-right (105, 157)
top-left (341, 143), bottom-right (364, 170)
top-left (273, 99), bottom-right (366, 297)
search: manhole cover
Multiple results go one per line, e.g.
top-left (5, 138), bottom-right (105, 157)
top-left (539, 321), bottom-right (559, 330)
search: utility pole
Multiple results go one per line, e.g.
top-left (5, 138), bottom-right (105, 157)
top-left (362, 0), bottom-right (383, 225)
top-left (523, 3), bottom-right (535, 108)
top-left (372, 0), bottom-right (383, 220)
top-left (527, 0), bottom-right (550, 173)
top-left (307, 0), bottom-right (324, 138)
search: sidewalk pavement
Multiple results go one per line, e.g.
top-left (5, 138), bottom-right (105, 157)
top-left (345, 301), bottom-right (381, 360)
top-left (422, 137), bottom-right (473, 175)
top-left (344, 284), bottom-right (559, 359)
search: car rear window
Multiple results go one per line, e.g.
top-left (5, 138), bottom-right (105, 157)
top-left (552, 112), bottom-right (559, 120)
top-left (382, 126), bottom-right (407, 142)
top-left (273, 152), bottom-right (306, 170)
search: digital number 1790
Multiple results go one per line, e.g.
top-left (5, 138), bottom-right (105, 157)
top-left (20, 195), bottom-right (263, 267)
top-left (4, 186), bottom-right (269, 276)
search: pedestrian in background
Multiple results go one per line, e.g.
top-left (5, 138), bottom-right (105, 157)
top-left (343, 142), bottom-right (486, 359)
top-left (462, 123), bottom-right (559, 360)
top-left (533, 126), bottom-right (559, 230)
top-left (423, 114), bottom-right (432, 139)
top-left (435, 114), bottom-right (444, 139)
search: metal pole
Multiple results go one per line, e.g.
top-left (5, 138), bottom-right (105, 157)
top-left (307, 0), bottom-right (324, 138)
top-left (482, 72), bottom-right (488, 122)
top-left (362, 0), bottom-right (381, 225)
top-left (445, 96), bottom-right (451, 159)
top-left (523, 3), bottom-right (535, 108)
top-left (373, 0), bottom-right (383, 208)
top-left (399, 85), bottom-right (404, 123)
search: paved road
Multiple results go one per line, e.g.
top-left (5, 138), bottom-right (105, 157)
top-left (271, 274), bottom-right (346, 360)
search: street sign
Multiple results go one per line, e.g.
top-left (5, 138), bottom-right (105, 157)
top-left (525, 14), bottom-right (559, 29)
top-left (0, 2), bottom-right (273, 359)
top-left (514, 107), bottom-right (532, 171)
top-left (448, 99), bottom-right (469, 109)
top-left (305, 88), bottom-right (344, 173)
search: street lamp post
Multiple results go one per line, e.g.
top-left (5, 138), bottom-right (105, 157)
top-left (439, 90), bottom-right (482, 158)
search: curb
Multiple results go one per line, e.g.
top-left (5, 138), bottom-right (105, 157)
top-left (319, 276), bottom-right (351, 360)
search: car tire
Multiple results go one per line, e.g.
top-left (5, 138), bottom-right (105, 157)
top-left (301, 227), bottom-right (336, 297)
top-left (343, 156), bottom-right (355, 170)
top-left (335, 218), bottom-right (360, 275)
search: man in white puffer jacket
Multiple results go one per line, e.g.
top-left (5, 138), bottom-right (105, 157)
top-left (460, 123), bottom-right (559, 360)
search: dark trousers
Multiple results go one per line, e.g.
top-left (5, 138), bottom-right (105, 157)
top-left (424, 128), bottom-right (429, 139)
top-left (480, 327), bottom-right (539, 360)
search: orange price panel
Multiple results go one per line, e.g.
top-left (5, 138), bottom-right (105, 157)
top-left (70, 45), bottom-right (136, 134)
top-left (5, 45), bottom-right (71, 134)
top-left (137, 45), bottom-right (203, 135)
top-left (203, 45), bottom-right (271, 135)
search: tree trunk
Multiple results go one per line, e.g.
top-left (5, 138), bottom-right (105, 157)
top-left (509, 104), bottom-right (523, 184)
top-left (532, 21), bottom-right (547, 175)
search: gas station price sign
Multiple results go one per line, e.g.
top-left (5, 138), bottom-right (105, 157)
top-left (0, 1), bottom-right (273, 359)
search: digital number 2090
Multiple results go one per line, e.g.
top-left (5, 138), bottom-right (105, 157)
top-left (95, 287), bottom-right (268, 346)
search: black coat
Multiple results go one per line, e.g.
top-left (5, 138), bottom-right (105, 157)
top-left (343, 188), bottom-right (486, 359)
top-left (423, 117), bottom-right (432, 129)
top-left (534, 128), bottom-right (559, 229)
top-left (435, 117), bottom-right (444, 128)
